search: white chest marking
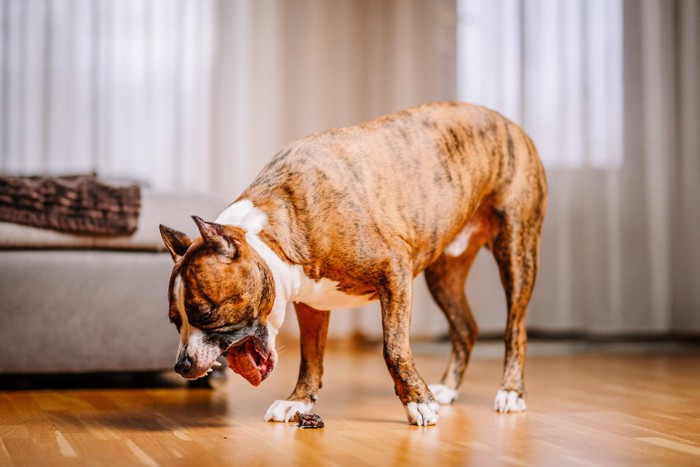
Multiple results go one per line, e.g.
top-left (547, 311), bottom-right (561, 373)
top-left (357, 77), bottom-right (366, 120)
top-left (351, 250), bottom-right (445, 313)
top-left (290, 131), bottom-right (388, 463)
top-left (444, 224), bottom-right (478, 257)
top-left (294, 277), bottom-right (375, 311)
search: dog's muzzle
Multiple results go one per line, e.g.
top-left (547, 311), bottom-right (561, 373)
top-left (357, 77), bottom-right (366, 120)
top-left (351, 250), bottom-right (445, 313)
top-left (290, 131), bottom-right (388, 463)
top-left (174, 323), bottom-right (275, 383)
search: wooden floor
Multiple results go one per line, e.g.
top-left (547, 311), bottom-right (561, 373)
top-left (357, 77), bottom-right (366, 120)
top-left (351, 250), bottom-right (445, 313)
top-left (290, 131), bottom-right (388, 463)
top-left (1, 343), bottom-right (699, 466)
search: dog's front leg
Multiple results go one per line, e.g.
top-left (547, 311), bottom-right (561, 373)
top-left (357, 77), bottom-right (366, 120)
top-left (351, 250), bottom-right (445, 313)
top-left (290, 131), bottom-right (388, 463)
top-left (379, 264), bottom-right (440, 426)
top-left (264, 303), bottom-right (330, 422)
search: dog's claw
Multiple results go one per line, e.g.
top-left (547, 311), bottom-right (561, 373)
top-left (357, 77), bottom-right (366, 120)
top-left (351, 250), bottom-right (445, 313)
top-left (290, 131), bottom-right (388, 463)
top-left (494, 389), bottom-right (527, 413)
top-left (404, 402), bottom-right (439, 426)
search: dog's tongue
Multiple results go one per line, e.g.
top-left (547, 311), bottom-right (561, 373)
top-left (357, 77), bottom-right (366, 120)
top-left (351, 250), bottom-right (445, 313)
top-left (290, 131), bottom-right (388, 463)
top-left (226, 340), bottom-right (267, 387)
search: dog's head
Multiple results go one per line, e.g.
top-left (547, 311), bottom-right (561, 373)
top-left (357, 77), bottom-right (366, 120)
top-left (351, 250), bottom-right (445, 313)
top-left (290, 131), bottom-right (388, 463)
top-left (159, 216), bottom-right (277, 386)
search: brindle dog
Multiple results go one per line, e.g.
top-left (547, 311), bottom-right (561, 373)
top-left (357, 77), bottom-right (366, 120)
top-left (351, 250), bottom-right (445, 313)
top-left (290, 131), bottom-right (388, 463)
top-left (160, 102), bottom-right (547, 426)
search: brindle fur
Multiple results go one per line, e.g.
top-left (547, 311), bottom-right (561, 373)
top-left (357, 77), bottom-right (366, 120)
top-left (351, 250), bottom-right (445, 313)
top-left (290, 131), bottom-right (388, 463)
top-left (161, 101), bottom-right (547, 422)
top-left (287, 303), bottom-right (330, 404)
top-left (239, 102), bottom-right (546, 407)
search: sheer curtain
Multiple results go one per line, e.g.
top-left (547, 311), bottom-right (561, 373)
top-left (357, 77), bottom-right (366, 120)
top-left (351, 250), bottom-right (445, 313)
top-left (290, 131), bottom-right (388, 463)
top-left (0, 0), bottom-right (217, 190)
top-left (455, 0), bottom-right (700, 335)
top-left (456, 0), bottom-right (627, 335)
top-left (1, 0), bottom-right (698, 337)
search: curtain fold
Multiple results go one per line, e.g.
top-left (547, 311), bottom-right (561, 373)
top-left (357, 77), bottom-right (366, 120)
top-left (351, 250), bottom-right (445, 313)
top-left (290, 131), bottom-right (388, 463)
top-left (674, 0), bottom-right (700, 330)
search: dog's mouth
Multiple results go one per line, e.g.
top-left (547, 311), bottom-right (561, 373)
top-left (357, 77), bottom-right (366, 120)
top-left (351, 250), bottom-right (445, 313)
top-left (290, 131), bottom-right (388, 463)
top-left (225, 336), bottom-right (274, 386)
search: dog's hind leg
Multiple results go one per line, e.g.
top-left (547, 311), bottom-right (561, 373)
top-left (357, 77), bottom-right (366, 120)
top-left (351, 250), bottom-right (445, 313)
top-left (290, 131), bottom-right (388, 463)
top-left (491, 206), bottom-right (543, 413)
top-left (425, 236), bottom-right (483, 405)
top-left (264, 303), bottom-right (330, 422)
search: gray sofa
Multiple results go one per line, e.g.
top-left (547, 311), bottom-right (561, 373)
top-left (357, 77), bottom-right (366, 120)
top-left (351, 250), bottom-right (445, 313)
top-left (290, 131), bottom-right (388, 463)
top-left (0, 191), bottom-right (227, 374)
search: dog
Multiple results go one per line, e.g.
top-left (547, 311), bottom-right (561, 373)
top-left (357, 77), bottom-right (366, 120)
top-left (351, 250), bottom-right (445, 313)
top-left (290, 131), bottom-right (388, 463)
top-left (159, 102), bottom-right (547, 426)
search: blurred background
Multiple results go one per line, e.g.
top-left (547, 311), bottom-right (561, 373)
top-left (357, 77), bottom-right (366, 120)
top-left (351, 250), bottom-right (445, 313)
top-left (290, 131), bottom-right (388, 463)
top-left (1, 0), bottom-right (698, 341)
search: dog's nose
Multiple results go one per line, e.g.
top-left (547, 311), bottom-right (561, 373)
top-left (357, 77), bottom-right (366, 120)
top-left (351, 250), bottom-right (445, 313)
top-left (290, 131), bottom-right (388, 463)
top-left (174, 355), bottom-right (193, 376)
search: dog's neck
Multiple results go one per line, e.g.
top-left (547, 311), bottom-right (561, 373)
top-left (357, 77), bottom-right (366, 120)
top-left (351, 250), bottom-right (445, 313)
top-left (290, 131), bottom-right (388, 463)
top-left (214, 200), bottom-right (302, 330)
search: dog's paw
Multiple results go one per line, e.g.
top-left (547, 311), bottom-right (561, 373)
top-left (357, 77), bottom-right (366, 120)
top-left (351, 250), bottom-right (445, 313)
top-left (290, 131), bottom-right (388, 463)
top-left (493, 389), bottom-right (527, 413)
top-left (429, 383), bottom-right (458, 405)
top-left (404, 402), bottom-right (439, 426)
top-left (263, 399), bottom-right (313, 422)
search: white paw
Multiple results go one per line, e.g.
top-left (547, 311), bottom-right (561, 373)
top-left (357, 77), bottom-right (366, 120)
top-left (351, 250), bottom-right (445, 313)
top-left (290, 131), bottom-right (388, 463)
top-left (429, 383), bottom-right (458, 405)
top-left (404, 402), bottom-right (439, 426)
top-left (493, 389), bottom-right (527, 413)
top-left (263, 400), bottom-right (313, 422)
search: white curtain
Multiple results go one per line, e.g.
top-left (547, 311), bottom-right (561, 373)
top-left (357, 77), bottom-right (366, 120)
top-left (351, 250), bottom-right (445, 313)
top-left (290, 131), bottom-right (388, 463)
top-left (455, 0), bottom-right (700, 335)
top-left (0, 0), bottom-right (217, 190)
top-left (457, 0), bottom-right (627, 335)
top-left (2, 0), bottom-right (698, 337)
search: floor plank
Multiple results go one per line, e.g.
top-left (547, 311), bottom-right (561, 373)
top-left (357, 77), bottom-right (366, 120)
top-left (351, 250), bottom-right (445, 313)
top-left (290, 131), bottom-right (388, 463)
top-left (1, 344), bottom-right (699, 466)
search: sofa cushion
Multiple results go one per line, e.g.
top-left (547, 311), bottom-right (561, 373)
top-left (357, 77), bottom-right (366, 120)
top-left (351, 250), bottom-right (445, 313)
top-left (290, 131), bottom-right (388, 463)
top-left (0, 191), bottom-right (229, 251)
top-left (0, 250), bottom-right (178, 373)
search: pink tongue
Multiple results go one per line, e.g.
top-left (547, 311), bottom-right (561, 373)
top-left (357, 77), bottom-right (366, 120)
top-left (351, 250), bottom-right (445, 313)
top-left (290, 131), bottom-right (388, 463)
top-left (226, 345), bottom-right (263, 386)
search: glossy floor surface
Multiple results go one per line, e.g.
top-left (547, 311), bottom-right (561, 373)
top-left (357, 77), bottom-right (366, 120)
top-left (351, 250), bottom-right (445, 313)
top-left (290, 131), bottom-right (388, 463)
top-left (1, 342), bottom-right (699, 466)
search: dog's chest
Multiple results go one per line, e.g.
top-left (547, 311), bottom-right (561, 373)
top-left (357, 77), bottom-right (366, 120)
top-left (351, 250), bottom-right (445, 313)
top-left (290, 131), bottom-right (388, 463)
top-left (295, 275), bottom-right (376, 310)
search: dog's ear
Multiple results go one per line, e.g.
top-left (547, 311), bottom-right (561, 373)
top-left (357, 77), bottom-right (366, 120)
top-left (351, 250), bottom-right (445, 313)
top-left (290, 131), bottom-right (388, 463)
top-left (159, 225), bottom-right (192, 262)
top-left (191, 216), bottom-right (241, 260)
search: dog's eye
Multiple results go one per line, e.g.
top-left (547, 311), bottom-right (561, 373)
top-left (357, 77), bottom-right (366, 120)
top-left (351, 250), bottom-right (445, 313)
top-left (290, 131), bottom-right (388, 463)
top-left (186, 303), bottom-right (216, 326)
top-left (195, 308), bottom-right (214, 325)
top-left (197, 310), bottom-right (213, 324)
